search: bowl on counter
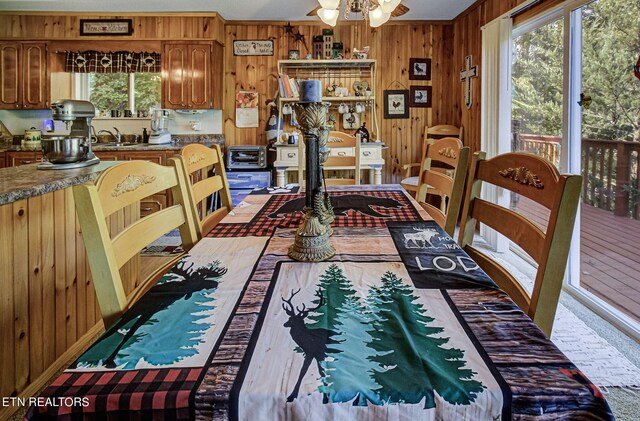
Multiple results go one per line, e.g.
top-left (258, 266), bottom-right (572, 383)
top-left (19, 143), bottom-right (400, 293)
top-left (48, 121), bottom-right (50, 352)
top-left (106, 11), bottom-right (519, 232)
top-left (42, 137), bottom-right (87, 163)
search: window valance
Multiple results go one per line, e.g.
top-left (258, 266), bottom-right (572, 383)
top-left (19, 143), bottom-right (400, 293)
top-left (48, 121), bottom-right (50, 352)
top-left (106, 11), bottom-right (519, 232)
top-left (65, 51), bottom-right (161, 73)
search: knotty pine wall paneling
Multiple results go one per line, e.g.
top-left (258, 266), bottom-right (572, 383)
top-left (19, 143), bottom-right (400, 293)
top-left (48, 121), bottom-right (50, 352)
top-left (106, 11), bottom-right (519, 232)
top-left (451, 0), bottom-right (554, 153)
top-left (224, 22), bottom-right (455, 184)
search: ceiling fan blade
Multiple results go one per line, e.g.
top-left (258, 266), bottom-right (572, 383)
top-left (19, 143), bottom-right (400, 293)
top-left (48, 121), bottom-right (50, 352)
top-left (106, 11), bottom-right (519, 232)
top-left (391, 3), bottom-right (409, 18)
top-left (307, 5), bottom-right (321, 16)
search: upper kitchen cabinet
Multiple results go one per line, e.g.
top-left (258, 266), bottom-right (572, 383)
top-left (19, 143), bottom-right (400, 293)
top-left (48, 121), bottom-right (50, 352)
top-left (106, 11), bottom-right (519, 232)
top-left (0, 42), bottom-right (49, 110)
top-left (162, 42), bottom-right (222, 110)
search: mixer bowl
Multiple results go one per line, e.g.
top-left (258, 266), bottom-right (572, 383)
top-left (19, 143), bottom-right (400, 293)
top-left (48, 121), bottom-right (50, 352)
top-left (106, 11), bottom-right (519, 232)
top-left (42, 137), bottom-right (87, 163)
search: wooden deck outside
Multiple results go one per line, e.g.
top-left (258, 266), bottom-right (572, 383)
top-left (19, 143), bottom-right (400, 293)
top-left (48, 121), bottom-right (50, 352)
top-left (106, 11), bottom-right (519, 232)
top-left (513, 197), bottom-right (640, 323)
top-left (580, 203), bottom-right (640, 323)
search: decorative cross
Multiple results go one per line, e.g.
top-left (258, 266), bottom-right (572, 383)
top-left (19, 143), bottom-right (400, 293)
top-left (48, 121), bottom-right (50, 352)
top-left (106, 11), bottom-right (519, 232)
top-left (460, 55), bottom-right (478, 109)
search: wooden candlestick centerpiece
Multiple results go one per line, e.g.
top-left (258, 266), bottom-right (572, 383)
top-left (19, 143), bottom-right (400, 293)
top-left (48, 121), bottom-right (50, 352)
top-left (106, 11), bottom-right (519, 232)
top-left (288, 80), bottom-right (335, 262)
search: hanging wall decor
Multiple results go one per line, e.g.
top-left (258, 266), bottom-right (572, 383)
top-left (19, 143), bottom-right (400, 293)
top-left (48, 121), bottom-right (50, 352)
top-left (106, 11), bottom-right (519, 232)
top-left (233, 40), bottom-right (274, 56)
top-left (79, 19), bottom-right (133, 36)
top-left (384, 90), bottom-right (409, 119)
top-left (409, 86), bottom-right (432, 108)
top-left (409, 58), bottom-right (431, 81)
top-left (460, 55), bottom-right (478, 109)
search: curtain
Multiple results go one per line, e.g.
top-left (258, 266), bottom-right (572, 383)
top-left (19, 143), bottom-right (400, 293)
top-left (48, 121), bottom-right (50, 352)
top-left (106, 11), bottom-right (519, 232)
top-left (480, 16), bottom-right (513, 252)
top-left (65, 51), bottom-right (161, 73)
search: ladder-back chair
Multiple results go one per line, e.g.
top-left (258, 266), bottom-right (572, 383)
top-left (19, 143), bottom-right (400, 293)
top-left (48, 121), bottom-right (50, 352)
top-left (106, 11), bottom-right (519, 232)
top-left (172, 144), bottom-right (232, 239)
top-left (458, 152), bottom-right (582, 337)
top-left (416, 137), bottom-right (470, 237)
top-left (73, 160), bottom-right (199, 328)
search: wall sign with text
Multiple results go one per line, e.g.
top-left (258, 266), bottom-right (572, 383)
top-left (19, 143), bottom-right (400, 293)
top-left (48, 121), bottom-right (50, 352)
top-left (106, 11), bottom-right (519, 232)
top-left (79, 19), bottom-right (133, 36)
top-left (233, 40), bottom-right (274, 56)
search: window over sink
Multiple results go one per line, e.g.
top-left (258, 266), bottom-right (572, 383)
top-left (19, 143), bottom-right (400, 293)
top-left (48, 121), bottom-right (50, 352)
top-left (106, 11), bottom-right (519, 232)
top-left (73, 72), bottom-right (161, 115)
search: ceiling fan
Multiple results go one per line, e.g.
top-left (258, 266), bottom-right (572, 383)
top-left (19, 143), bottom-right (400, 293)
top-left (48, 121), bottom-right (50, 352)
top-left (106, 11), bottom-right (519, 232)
top-left (307, 0), bottom-right (410, 22)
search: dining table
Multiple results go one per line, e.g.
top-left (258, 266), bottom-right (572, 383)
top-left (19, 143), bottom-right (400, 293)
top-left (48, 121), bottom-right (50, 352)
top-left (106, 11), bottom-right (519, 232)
top-left (26, 184), bottom-right (613, 420)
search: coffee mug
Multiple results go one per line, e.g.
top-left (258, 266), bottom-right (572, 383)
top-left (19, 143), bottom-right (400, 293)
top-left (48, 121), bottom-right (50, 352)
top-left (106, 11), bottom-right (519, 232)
top-left (282, 103), bottom-right (292, 115)
top-left (124, 109), bottom-right (132, 117)
top-left (355, 102), bottom-right (365, 113)
top-left (338, 103), bottom-right (348, 114)
top-left (111, 110), bottom-right (121, 118)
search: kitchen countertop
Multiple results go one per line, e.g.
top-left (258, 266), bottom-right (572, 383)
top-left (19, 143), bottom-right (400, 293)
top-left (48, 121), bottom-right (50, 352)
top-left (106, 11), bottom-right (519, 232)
top-left (0, 161), bottom-right (121, 206)
top-left (0, 135), bottom-right (226, 205)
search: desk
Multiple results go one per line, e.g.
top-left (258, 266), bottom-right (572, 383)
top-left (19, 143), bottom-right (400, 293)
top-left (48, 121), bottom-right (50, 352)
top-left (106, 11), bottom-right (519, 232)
top-left (27, 185), bottom-right (612, 420)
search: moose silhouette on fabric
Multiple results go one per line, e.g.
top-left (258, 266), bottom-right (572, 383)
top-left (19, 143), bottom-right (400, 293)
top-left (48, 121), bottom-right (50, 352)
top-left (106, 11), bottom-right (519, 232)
top-left (73, 260), bottom-right (227, 369)
top-left (268, 194), bottom-right (405, 219)
top-left (283, 264), bottom-right (485, 408)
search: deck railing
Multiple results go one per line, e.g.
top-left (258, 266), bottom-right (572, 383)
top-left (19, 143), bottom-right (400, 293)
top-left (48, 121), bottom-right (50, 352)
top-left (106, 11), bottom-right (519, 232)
top-left (514, 134), bottom-right (640, 219)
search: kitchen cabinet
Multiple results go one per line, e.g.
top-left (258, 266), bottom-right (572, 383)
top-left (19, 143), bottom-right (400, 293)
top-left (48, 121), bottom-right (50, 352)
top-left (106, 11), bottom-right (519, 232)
top-left (162, 43), bottom-right (216, 109)
top-left (0, 42), bottom-right (49, 110)
top-left (6, 150), bottom-right (44, 166)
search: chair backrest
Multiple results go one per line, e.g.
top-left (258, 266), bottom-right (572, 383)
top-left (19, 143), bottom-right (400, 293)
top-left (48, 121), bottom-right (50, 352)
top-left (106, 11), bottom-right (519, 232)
top-left (323, 131), bottom-right (361, 185)
top-left (172, 143), bottom-right (232, 239)
top-left (416, 137), bottom-right (469, 236)
top-left (458, 152), bottom-right (582, 337)
top-left (73, 160), bottom-right (198, 327)
top-left (421, 124), bottom-right (464, 170)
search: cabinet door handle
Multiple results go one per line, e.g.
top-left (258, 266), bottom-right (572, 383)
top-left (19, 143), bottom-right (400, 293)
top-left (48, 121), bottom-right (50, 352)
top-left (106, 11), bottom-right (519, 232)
top-left (287, 153), bottom-right (296, 158)
top-left (337, 151), bottom-right (346, 156)
top-left (141, 207), bottom-right (153, 212)
top-left (363, 151), bottom-right (371, 156)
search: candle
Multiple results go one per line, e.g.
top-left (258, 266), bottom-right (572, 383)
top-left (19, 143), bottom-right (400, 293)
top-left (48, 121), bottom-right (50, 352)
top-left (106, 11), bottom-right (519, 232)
top-left (299, 80), bottom-right (322, 103)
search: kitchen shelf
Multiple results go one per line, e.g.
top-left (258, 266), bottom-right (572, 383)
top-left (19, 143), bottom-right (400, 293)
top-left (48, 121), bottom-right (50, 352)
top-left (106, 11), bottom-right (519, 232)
top-left (277, 59), bottom-right (378, 141)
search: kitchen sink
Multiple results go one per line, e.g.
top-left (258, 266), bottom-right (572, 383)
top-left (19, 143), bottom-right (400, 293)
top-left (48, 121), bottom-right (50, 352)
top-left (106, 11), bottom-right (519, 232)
top-left (98, 142), bottom-right (139, 147)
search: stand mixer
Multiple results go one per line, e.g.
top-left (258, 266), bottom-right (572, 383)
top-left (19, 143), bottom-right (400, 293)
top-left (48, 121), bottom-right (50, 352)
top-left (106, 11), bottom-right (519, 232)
top-left (39, 100), bottom-right (100, 170)
top-left (149, 109), bottom-right (172, 144)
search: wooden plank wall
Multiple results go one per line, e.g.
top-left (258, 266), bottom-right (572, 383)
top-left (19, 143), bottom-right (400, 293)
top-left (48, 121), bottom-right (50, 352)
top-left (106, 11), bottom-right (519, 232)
top-left (224, 22), bottom-right (456, 184)
top-left (0, 13), bottom-right (225, 42)
top-left (451, 0), bottom-right (554, 153)
top-left (0, 192), bottom-right (138, 413)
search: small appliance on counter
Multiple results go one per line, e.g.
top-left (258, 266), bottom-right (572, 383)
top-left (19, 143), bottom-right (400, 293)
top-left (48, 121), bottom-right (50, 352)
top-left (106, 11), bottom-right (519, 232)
top-left (227, 145), bottom-right (267, 170)
top-left (39, 100), bottom-right (100, 170)
top-left (149, 109), bottom-right (172, 144)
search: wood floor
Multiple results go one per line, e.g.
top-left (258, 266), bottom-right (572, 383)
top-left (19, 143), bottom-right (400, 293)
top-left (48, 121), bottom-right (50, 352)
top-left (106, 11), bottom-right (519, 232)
top-left (514, 196), bottom-right (640, 323)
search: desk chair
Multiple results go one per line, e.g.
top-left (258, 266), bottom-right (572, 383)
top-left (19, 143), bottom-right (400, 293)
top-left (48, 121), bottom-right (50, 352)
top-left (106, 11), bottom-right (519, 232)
top-left (458, 152), bottom-right (582, 337)
top-left (73, 160), bottom-right (199, 328)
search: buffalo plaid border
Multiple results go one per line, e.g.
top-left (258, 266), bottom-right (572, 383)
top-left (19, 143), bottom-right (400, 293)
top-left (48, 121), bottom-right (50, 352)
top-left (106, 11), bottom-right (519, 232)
top-left (25, 368), bottom-right (200, 420)
top-left (207, 190), bottom-right (422, 238)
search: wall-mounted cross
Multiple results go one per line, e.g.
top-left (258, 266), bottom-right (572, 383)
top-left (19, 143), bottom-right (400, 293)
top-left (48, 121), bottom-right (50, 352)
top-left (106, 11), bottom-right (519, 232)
top-left (460, 55), bottom-right (478, 109)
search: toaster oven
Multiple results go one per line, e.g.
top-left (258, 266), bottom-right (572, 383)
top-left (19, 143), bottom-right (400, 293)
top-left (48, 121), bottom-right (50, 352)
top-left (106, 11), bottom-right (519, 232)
top-left (227, 145), bottom-right (267, 169)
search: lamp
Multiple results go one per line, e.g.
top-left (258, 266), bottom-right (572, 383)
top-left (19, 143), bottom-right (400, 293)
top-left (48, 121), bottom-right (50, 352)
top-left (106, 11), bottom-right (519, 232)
top-left (316, 0), bottom-right (399, 28)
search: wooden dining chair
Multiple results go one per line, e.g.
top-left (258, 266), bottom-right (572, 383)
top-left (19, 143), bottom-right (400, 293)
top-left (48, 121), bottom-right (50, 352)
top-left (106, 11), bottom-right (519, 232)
top-left (172, 143), bottom-right (232, 239)
top-left (73, 160), bottom-right (199, 328)
top-left (401, 124), bottom-right (464, 195)
top-left (323, 131), bottom-right (361, 185)
top-left (416, 137), bottom-right (470, 237)
top-left (458, 152), bottom-right (582, 337)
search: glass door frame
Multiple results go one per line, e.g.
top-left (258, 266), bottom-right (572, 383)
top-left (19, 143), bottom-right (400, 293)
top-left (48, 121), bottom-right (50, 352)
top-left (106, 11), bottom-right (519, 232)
top-left (510, 0), bottom-right (640, 340)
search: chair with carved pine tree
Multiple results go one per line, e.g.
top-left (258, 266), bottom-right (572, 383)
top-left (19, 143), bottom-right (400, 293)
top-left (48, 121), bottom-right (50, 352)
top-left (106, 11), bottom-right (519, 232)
top-left (458, 152), bottom-right (582, 337)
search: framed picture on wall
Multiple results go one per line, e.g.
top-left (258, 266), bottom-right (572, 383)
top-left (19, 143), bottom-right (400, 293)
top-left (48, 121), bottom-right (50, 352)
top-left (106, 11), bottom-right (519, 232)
top-left (384, 90), bottom-right (409, 119)
top-left (409, 58), bottom-right (431, 80)
top-left (409, 86), bottom-right (432, 108)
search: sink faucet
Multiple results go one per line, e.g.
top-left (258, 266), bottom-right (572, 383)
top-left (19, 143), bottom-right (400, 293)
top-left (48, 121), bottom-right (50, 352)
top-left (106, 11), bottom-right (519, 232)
top-left (97, 127), bottom-right (122, 144)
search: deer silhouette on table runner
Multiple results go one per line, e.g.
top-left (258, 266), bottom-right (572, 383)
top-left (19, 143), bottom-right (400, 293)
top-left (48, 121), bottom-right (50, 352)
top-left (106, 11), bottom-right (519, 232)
top-left (281, 288), bottom-right (339, 402)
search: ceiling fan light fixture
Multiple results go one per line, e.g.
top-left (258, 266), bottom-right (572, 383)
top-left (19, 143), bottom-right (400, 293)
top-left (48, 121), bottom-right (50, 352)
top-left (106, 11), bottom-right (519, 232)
top-left (317, 8), bottom-right (339, 26)
top-left (369, 6), bottom-right (391, 27)
top-left (319, 0), bottom-right (340, 9)
top-left (380, 0), bottom-right (401, 14)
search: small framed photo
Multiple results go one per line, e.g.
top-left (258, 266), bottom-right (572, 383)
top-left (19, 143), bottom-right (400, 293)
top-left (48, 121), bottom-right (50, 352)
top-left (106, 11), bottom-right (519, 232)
top-left (409, 86), bottom-right (432, 108)
top-left (409, 58), bottom-right (431, 81)
top-left (384, 90), bottom-right (409, 119)
top-left (288, 49), bottom-right (300, 60)
top-left (80, 19), bottom-right (133, 36)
